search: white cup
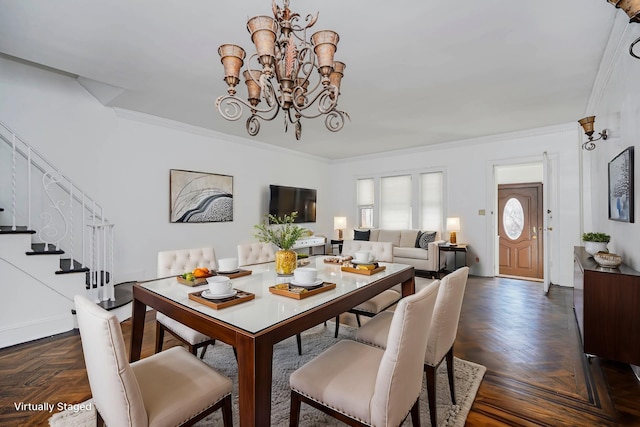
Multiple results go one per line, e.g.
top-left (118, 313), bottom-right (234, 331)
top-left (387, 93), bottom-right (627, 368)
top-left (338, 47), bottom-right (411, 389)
top-left (293, 267), bottom-right (318, 284)
top-left (218, 257), bottom-right (238, 272)
top-left (354, 250), bottom-right (374, 263)
top-left (207, 276), bottom-right (233, 295)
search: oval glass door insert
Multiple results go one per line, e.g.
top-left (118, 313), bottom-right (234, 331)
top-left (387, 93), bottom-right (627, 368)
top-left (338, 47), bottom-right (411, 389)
top-left (503, 198), bottom-right (524, 240)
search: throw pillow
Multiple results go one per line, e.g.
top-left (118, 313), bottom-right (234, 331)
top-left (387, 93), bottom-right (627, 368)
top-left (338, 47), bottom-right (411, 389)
top-left (354, 230), bottom-right (371, 241)
top-left (415, 231), bottom-right (437, 249)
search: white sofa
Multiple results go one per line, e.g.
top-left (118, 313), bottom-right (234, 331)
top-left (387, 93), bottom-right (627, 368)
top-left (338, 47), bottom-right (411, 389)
top-left (342, 229), bottom-right (445, 274)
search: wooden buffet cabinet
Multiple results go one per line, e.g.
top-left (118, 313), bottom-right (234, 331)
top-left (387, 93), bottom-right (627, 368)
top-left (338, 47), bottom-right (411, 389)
top-left (573, 246), bottom-right (640, 365)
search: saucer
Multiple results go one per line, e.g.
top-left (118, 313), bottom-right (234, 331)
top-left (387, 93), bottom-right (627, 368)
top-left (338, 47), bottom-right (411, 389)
top-left (201, 289), bottom-right (237, 299)
top-left (218, 269), bottom-right (240, 274)
top-left (352, 260), bottom-right (376, 265)
top-left (289, 279), bottom-right (323, 288)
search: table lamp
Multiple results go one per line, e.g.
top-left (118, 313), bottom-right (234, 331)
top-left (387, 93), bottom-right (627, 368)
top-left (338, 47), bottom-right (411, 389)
top-left (334, 216), bottom-right (347, 239)
top-left (446, 217), bottom-right (460, 244)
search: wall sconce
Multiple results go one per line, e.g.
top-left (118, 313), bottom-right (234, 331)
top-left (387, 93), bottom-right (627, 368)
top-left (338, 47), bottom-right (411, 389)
top-left (606, 0), bottom-right (640, 59)
top-left (446, 217), bottom-right (461, 244)
top-left (333, 216), bottom-right (347, 239)
top-left (578, 116), bottom-right (608, 151)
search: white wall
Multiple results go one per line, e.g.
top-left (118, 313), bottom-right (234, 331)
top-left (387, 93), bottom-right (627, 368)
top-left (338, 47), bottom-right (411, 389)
top-left (0, 57), bottom-right (332, 281)
top-left (329, 126), bottom-right (582, 286)
top-left (584, 15), bottom-right (640, 271)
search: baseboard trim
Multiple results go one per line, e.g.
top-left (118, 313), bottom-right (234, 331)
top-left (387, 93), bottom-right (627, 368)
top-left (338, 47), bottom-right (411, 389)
top-left (0, 313), bottom-right (74, 349)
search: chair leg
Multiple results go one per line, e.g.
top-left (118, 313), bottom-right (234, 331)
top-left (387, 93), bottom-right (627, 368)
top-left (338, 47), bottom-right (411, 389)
top-left (446, 346), bottom-right (456, 404)
top-left (410, 398), bottom-right (420, 427)
top-left (355, 313), bottom-right (362, 327)
top-left (289, 390), bottom-right (301, 427)
top-left (154, 322), bottom-right (164, 354)
top-left (199, 343), bottom-right (209, 359)
top-left (334, 315), bottom-right (340, 338)
top-left (425, 364), bottom-right (437, 427)
top-left (96, 409), bottom-right (105, 427)
top-left (221, 395), bottom-right (233, 427)
top-left (296, 333), bottom-right (302, 355)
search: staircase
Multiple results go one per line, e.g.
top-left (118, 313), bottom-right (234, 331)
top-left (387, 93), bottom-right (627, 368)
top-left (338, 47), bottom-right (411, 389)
top-left (0, 121), bottom-right (132, 348)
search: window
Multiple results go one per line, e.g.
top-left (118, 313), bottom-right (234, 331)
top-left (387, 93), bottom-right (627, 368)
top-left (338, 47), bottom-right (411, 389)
top-left (380, 175), bottom-right (412, 229)
top-left (420, 172), bottom-right (443, 231)
top-left (357, 178), bottom-right (374, 228)
top-left (355, 171), bottom-right (444, 232)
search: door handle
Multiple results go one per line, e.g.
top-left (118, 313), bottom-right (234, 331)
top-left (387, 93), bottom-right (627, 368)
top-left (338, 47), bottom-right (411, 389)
top-left (532, 226), bottom-right (537, 234)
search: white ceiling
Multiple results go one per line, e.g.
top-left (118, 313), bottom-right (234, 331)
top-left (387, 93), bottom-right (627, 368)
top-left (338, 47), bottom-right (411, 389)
top-left (0, 0), bottom-right (617, 159)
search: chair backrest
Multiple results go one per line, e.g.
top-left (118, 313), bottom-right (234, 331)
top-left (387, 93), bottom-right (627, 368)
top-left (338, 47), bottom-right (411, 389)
top-left (237, 242), bottom-right (276, 266)
top-left (424, 266), bottom-right (469, 366)
top-left (157, 247), bottom-right (218, 276)
top-left (74, 295), bottom-right (148, 427)
top-left (370, 280), bottom-right (440, 427)
top-left (341, 240), bottom-right (394, 263)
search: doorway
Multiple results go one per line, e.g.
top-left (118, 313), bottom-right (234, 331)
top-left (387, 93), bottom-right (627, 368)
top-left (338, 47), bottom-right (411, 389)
top-left (498, 183), bottom-right (544, 280)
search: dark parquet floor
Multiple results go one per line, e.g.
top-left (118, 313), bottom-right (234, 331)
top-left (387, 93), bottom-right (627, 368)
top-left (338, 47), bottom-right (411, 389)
top-left (0, 276), bottom-right (639, 426)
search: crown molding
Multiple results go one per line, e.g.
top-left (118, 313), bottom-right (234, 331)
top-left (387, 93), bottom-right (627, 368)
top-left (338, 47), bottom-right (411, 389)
top-left (585, 13), bottom-right (632, 114)
top-left (331, 122), bottom-right (576, 164)
top-left (112, 108), bottom-right (329, 163)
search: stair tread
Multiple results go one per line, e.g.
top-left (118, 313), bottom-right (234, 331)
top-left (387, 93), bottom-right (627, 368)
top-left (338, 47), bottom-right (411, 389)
top-left (97, 282), bottom-right (134, 311)
top-left (57, 258), bottom-right (89, 274)
top-left (0, 225), bottom-right (36, 234)
top-left (26, 243), bottom-right (64, 255)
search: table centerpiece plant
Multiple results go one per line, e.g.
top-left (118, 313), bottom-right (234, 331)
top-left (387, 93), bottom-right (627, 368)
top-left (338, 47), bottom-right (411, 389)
top-left (254, 212), bottom-right (305, 275)
top-left (582, 232), bottom-right (610, 255)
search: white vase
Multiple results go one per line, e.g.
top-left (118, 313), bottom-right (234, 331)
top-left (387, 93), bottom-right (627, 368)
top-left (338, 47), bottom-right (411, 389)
top-left (584, 241), bottom-right (608, 255)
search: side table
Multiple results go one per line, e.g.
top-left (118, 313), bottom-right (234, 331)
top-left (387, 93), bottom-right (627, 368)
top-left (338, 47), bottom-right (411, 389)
top-left (330, 239), bottom-right (344, 255)
top-left (438, 244), bottom-right (468, 274)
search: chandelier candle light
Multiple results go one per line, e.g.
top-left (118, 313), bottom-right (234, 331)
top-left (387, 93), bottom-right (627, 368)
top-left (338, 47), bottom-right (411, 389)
top-left (216, 0), bottom-right (349, 140)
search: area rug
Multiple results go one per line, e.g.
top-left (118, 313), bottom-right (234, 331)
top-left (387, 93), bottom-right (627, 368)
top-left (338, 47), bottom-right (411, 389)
top-left (49, 323), bottom-right (485, 427)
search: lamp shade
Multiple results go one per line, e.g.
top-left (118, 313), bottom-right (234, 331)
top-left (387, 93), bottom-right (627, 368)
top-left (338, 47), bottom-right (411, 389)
top-left (446, 217), bottom-right (461, 232)
top-left (334, 216), bottom-right (347, 230)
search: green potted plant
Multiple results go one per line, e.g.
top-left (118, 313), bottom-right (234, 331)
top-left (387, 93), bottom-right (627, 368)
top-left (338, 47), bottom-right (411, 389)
top-left (582, 232), bottom-right (610, 255)
top-left (254, 212), bottom-right (305, 275)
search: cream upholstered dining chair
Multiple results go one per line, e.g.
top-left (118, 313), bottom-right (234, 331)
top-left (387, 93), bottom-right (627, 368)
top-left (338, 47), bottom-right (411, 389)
top-left (356, 266), bottom-right (469, 427)
top-left (289, 280), bottom-right (440, 427)
top-left (237, 242), bottom-right (276, 266)
top-left (236, 242), bottom-right (311, 355)
top-left (74, 295), bottom-right (233, 427)
top-left (155, 248), bottom-right (218, 358)
top-left (334, 240), bottom-right (402, 338)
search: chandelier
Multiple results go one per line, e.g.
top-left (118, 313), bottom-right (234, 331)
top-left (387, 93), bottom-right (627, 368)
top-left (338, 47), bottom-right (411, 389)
top-left (215, 0), bottom-right (348, 140)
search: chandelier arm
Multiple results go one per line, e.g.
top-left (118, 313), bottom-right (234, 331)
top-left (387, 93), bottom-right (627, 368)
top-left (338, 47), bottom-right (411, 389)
top-left (290, 86), bottom-right (338, 118)
top-left (324, 110), bottom-right (348, 133)
top-left (217, 93), bottom-right (282, 120)
top-left (630, 36), bottom-right (640, 59)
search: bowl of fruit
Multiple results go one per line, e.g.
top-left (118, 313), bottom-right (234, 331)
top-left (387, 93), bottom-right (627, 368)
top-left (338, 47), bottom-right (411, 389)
top-left (176, 267), bottom-right (213, 286)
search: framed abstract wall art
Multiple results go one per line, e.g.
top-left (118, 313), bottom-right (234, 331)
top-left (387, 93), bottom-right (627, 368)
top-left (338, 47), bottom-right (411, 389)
top-left (170, 169), bottom-right (233, 223)
top-left (608, 146), bottom-right (634, 223)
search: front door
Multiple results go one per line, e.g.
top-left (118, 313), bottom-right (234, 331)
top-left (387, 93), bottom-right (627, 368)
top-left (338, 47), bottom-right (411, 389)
top-left (498, 183), bottom-right (543, 279)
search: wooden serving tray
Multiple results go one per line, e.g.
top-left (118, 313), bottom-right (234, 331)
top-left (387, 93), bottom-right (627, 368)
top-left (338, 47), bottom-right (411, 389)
top-left (341, 265), bottom-right (386, 275)
top-left (269, 282), bottom-right (336, 300)
top-left (188, 289), bottom-right (255, 309)
top-left (216, 269), bottom-right (252, 279)
top-left (176, 273), bottom-right (214, 286)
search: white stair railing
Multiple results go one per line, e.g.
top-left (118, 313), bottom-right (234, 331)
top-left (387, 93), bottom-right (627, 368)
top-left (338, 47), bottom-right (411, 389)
top-left (0, 120), bottom-right (115, 302)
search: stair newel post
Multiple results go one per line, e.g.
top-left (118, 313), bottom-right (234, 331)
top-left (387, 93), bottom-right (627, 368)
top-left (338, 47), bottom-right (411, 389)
top-left (27, 146), bottom-right (32, 231)
top-left (11, 133), bottom-right (16, 231)
top-left (102, 221), bottom-right (106, 301)
top-left (89, 202), bottom-right (96, 301)
top-left (81, 193), bottom-right (86, 268)
top-left (68, 183), bottom-right (75, 269)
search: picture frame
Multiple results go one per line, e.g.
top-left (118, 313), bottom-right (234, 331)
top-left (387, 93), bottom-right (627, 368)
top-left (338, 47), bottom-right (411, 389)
top-left (608, 147), bottom-right (634, 223)
top-left (170, 169), bottom-right (233, 223)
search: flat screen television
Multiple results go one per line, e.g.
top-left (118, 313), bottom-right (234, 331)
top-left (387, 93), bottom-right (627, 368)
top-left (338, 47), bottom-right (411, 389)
top-left (269, 185), bottom-right (317, 223)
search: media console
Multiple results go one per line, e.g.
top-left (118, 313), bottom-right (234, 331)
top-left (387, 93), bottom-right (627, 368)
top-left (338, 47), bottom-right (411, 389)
top-left (292, 236), bottom-right (326, 255)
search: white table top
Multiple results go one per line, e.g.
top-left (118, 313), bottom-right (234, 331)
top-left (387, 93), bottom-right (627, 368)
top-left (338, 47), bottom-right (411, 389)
top-left (139, 256), bottom-right (412, 334)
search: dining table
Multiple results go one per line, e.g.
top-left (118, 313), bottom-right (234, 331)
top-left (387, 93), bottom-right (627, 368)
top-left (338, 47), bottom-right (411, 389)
top-left (129, 256), bottom-right (415, 427)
